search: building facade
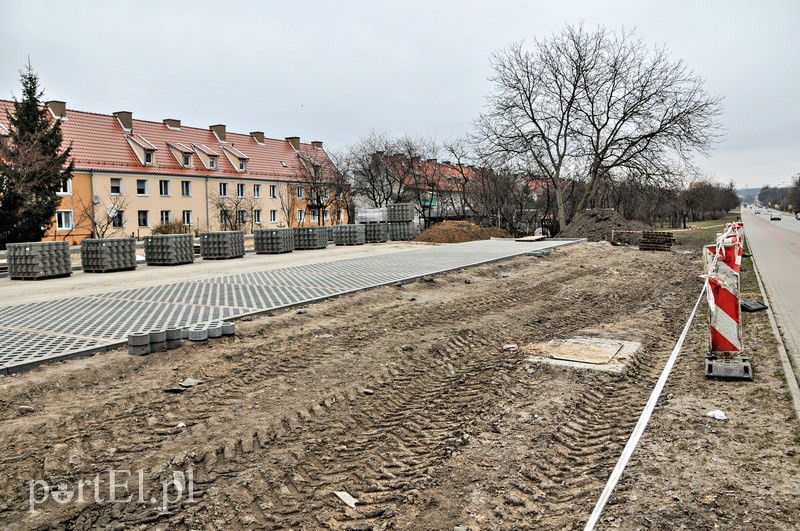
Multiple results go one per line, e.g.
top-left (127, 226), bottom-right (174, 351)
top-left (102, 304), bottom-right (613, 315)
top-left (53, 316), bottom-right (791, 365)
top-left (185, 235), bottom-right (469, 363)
top-left (0, 99), bottom-right (347, 244)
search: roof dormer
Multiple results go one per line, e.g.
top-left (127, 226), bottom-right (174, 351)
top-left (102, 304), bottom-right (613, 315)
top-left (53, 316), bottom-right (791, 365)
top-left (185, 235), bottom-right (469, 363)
top-left (125, 133), bottom-right (157, 165)
top-left (193, 143), bottom-right (220, 170)
top-left (222, 144), bottom-right (249, 172)
top-left (168, 142), bottom-right (194, 168)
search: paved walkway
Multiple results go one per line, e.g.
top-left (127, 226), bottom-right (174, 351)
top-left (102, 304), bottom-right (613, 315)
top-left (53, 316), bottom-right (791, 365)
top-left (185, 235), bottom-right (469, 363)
top-left (0, 239), bottom-right (579, 373)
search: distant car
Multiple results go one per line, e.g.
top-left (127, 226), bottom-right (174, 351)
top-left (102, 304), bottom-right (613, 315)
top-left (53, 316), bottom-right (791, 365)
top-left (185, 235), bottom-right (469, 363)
top-left (770, 212), bottom-right (782, 221)
top-left (755, 210), bottom-right (761, 214)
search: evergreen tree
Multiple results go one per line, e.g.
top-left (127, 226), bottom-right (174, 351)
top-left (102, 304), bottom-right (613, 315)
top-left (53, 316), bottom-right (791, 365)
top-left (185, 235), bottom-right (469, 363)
top-left (0, 63), bottom-right (74, 248)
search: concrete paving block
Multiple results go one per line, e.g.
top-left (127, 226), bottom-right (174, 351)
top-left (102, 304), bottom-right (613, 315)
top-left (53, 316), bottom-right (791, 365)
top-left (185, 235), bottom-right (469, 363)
top-left (128, 332), bottom-right (151, 347)
top-left (188, 327), bottom-right (208, 342)
top-left (128, 344), bottom-right (151, 356)
top-left (221, 322), bottom-right (236, 336)
top-left (207, 322), bottom-right (223, 338)
top-left (149, 330), bottom-right (167, 343)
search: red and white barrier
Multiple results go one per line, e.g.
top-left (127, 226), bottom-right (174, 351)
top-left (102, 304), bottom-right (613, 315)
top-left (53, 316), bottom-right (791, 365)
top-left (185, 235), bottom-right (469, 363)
top-left (703, 222), bottom-right (745, 354)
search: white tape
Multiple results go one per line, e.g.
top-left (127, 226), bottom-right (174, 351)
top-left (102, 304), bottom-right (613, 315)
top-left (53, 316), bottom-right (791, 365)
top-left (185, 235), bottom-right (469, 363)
top-left (583, 283), bottom-right (707, 531)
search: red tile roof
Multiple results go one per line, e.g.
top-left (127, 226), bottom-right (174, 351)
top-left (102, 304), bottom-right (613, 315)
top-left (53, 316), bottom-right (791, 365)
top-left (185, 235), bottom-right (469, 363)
top-left (0, 99), bottom-right (329, 182)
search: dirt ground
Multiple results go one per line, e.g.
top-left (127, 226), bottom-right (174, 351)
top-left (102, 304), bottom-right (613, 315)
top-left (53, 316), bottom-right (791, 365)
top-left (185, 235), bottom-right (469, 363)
top-left (0, 242), bottom-right (798, 530)
top-left (414, 221), bottom-right (512, 243)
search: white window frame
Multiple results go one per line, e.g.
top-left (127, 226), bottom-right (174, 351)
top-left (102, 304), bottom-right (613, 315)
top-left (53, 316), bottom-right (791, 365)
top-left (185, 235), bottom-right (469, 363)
top-left (181, 180), bottom-right (191, 197)
top-left (112, 210), bottom-right (124, 228)
top-left (209, 156), bottom-right (217, 169)
top-left (136, 179), bottom-right (148, 196)
top-left (137, 210), bottom-right (149, 227)
top-left (253, 184), bottom-right (262, 198)
top-left (219, 182), bottom-right (228, 197)
top-left (57, 178), bottom-right (72, 196)
top-left (56, 210), bottom-right (73, 231)
top-left (324, 209), bottom-right (330, 221)
top-left (182, 210), bottom-right (192, 225)
top-left (296, 185), bottom-right (305, 199)
top-left (237, 209), bottom-right (247, 224)
top-left (144, 150), bottom-right (154, 164)
top-left (269, 184), bottom-right (277, 198)
top-left (160, 210), bottom-right (171, 224)
top-left (159, 179), bottom-right (170, 196)
top-left (239, 159), bottom-right (247, 171)
top-left (310, 209), bottom-right (319, 222)
top-left (297, 209), bottom-right (305, 223)
top-left (237, 183), bottom-right (246, 198)
top-left (270, 209), bottom-right (278, 223)
top-left (182, 153), bottom-right (191, 167)
top-left (110, 178), bottom-right (122, 195)
top-left (253, 209), bottom-right (262, 224)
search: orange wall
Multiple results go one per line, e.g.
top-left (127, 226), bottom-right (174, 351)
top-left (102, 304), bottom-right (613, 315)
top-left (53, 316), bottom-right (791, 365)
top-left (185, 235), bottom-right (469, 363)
top-left (43, 171), bottom-right (93, 244)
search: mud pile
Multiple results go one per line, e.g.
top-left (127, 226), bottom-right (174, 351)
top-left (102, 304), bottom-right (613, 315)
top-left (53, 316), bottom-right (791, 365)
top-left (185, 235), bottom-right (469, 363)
top-left (414, 221), bottom-right (512, 243)
top-left (559, 209), bottom-right (651, 244)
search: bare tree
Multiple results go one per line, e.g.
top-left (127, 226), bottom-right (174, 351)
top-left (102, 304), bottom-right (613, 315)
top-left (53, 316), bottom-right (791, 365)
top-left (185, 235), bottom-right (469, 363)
top-left (71, 193), bottom-right (131, 240)
top-left (296, 145), bottom-right (342, 226)
top-left (278, 183), bottom-right (299, 227)
top-left (208, 189), bottom-right (260, 232)
top-left (347, 131), bottom-right (407, 208)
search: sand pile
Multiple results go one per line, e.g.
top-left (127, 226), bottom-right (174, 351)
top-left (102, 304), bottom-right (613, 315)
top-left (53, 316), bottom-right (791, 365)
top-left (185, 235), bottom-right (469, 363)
top-left (559, 209), bottom-right (651, 243)
top-left (414, 221), bottom-right (512, 243)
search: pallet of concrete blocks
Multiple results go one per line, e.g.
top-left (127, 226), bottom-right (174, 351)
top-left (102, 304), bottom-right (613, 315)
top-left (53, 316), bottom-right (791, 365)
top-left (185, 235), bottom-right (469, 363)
top-left (292, 226), bottom-right (328, 250)
top-left (357, 207), bottom-right (388, 223)
top-left (143, 234), bottom-right (194, 265)
top-left (639, 231), bottom-right (675, 252)
top-left (254, 227), bottom-right (294, 254)
top-left (364, 222), bottom-right (389, 243)
top-left (388, 221), bottom-right (418, 241)
top-left (334, 224), bottom-right (366, 246)
top-left (387, 203), bottom-right (415, 222)
top-left (326, 225), bottom-right (338, 242)
top-left (200, 231), bottom-right (245, 260)
top-left (80, 238), bottom-right (137, 272)
top-left (6, 241), bottom-right (72, 280)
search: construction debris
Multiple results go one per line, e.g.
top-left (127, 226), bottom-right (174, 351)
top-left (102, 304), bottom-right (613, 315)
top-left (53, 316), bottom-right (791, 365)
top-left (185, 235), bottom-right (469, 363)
top-left (639, 231), bottom-right (676, 252)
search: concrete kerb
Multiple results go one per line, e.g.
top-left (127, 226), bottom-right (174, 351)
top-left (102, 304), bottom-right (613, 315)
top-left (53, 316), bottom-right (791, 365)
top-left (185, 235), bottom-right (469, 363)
top-left (749, 249), bottom-right (800, 423)
top-left (4, 340), bottom-right (125, 374)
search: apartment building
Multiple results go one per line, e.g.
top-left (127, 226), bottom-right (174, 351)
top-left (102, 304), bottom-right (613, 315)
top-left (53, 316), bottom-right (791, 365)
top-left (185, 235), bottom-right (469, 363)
top-left (0, 99), bottom-right (347, 244)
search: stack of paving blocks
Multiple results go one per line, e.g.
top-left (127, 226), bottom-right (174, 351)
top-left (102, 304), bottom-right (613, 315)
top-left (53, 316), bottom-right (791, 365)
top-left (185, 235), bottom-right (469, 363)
top-left (200, 231), bottom-right (245, 260)
top-left (326, 225), bottom-right (338, 242)
top-left (357, 207), bottom-right (388, 223)
top-left (364, 222), bottom-right (389, 243)
top-left (334, 224), bottom-right (366, 246)
top-left (144, 234), bottom-right (194, 265)
top-left (292, 227), bottom-right (328, 250)
top-left (387, 203), bottom-right (417, 241)
top-left (639, 231), bottom-right (675, 252)
top-left (80, 238), bottom-right (137, 272)
top-left (6, 241), bottom-right (72, 280)
top-left (254, 228), bottom-right (294, 254)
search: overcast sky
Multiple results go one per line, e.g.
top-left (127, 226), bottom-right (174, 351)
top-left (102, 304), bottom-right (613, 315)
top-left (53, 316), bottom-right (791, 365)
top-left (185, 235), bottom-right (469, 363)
top-left (1, 0), bottom-right (797, 189)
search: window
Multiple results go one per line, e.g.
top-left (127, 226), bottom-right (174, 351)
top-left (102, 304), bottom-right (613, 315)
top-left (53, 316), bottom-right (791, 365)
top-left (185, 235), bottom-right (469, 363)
top-left (237, 210), bottom-right (247, 224)
top-left (110, 178), bottom-right (122, 195)
top-left (219, 182), bottom-right (228, 196)
top-left (310, 209), bottom-right (319, 222)
top-left (269, 185), bottom-right (277, 198)
top-left (270, 209), bottom-right (277, 223)
top-left (239, 159), bottom-right (247, 171)
top-left (324, 209), bottom-right (330, 221)
top-left (220, 210), bottom-right (230, 225)
top-left (182, 153), bottom-right (191, 167)
top-left (56, 210), bottom-right (73, 230)
top-left (237, 183), bottom-right (246, 198)
top-left (296, 185), bottom-right (305, 199)
top-left (136, 179), bottom-right (148, 195)
top-left (209, 157), bottom-right (217, 169)
top-left (144, 150), bottom-right (154, 164)
top-left (159, 180), bottom-right (170, 196)
top-left (297, 209), bottom-right (305, 223)
top-left (181, 180), bottom-right (191, 196)
top-left (253, 184), bottom-right (261, 198)
top-left (112, 210), bottom-right (124, 228)
top-left (137, 210), bottom-right (149, 227)
top-left (182, 210), bottom-right (192, 225)
top-left (253, 209), bottom-right (262, 224)
top-left (57, 178), bottom-right (72, 195)
top-left (160, 210), bottom-right (171, 223)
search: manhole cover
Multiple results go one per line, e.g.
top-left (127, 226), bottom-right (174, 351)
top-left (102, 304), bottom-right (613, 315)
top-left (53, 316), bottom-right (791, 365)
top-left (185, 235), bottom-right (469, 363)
top-left (525, 338), bottom-right (641, 373)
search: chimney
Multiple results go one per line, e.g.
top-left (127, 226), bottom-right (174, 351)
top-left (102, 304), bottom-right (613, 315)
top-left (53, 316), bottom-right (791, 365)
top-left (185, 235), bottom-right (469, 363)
top-left (311, 140), bottom-right (323, 149)
top-left (114, 111), bottom-right (133, 130)
top-left (210, 124), bottom-right (226, 141)
top-left (285, 136), bottom-right (300, 150)
top-left (163, 118), bottom-right (181, 130)
top-left (411, 156), bottom-right (421, 163)
top-left (46, 100), bottom-right (67, 120)
top-left (250, 131), bottom-right (265, 144)
top-left (426, 158), bottom-right (437, 164)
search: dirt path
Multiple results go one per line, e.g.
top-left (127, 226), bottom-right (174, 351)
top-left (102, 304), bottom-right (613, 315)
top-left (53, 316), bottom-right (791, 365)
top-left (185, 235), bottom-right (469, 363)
top-left (0, 242), bottom-right (797, 530)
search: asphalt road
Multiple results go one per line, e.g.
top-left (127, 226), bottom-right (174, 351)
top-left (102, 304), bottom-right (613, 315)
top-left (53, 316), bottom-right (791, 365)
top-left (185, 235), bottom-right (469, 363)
top-left (741, 207), bottom-right (800, 376)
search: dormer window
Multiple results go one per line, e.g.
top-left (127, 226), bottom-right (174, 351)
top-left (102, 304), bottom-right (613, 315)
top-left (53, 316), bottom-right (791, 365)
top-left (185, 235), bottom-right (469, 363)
top-left (182, 154), bottom-right (191, 167)
top-left (144, 150), bottom-right (154, 164)
top-left (209, 157), bottom-right (217, 169)
top-left (222, 144), bottom-right (249, 173)
top-left (191, 144), bottom-right (221, 170)
top-left (239, 159), bottom-right (247, 171)
top-left (127, 133), bottom-right (158, 166)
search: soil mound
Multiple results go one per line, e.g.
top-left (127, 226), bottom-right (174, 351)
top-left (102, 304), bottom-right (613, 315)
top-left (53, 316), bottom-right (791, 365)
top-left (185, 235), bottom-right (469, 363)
top-left (559, 209), bottom-right (651, 243)
top-left (414, 221), bottom-right (512, 243)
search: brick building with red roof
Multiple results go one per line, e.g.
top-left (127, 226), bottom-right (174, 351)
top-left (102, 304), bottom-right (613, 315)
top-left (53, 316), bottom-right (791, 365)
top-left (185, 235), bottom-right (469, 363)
top-left (0, 99), bottom-right (347, 243)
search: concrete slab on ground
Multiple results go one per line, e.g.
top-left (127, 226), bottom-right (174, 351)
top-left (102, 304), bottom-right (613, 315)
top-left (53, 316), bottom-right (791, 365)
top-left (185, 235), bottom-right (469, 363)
top-left (525, 337), bottom-right (641, 373)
